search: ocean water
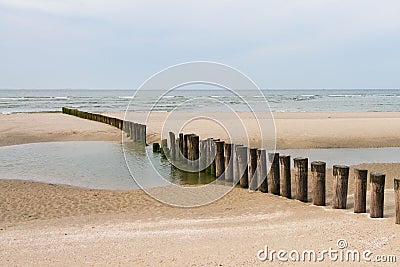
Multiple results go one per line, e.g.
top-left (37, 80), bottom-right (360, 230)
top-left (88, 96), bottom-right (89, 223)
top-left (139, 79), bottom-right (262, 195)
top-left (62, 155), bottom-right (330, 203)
top-left (1, 89), bottom-right (400, 114)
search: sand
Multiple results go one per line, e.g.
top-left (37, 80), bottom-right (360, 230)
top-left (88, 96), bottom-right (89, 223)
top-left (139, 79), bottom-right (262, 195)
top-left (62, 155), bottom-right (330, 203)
top-left (1, 112), bottom-right (400, 266)
top-left (0, 112), bottom-right (121, 147)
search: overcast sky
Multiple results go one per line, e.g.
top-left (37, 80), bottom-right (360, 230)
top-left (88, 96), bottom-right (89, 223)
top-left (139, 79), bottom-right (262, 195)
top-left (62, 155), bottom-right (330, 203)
top-left (0, 0), bottom-right (399, 89)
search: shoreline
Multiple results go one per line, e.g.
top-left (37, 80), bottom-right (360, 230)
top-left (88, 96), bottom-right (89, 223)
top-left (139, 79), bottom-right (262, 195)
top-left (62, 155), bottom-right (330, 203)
top-left (1, 111), bottom-right (400, 148)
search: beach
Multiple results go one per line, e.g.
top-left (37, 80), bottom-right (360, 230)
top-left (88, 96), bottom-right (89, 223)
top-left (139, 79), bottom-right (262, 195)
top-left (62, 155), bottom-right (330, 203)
top-left (1, 112), bottom-right (400, 266)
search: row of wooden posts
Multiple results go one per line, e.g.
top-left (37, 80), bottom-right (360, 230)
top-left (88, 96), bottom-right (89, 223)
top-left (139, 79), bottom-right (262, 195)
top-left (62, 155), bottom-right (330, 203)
top-left (155, 132), bottom-right (400, 224)
top-left (61, 107), bottom-right (147, 144)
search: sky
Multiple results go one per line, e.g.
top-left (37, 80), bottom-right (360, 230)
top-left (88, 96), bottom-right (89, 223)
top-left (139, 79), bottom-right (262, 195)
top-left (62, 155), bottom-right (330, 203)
top-left (0, 0), bottom-right (399, 89)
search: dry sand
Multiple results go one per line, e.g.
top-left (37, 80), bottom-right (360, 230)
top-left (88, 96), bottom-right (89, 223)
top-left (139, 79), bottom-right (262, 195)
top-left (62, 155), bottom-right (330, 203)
top-left (1, 112), bottom-right (400, 266)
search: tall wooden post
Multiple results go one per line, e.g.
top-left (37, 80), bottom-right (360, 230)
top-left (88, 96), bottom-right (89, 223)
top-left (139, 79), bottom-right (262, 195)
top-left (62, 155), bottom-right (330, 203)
top-left (179, 133), bottom-right (184, 157)
top-left (311, 161), bottom-right (326, 206)
top-left (130, 122), bottom-right (134, 140)
top-left (395, 178), bottom-right (400, 224)
top-left (169, 132), bottom-right (176, 161)
top-left (130, 123), bottom-right (136, 142)
top-left (294, 157), bottom-right (308, 202)
top-left (257, 149), bottom-right (267, 193)
top-left (354, 168), bottom-right (368, 213)
top-left (205, 138), bottom-right (212, 174)
top-left (215, 141), bottom-right (225, 178)
top-left (279, 155), bottom-right (291, 198)
top-left (268, 153), bottom-right (280, 195)
top-left (248, 148), bottom-right (258, 190)
top-left (161, 139), bottom-right (168, 157)
top-left (200, 140), bottom-right (207, 172)
top-left (224, 143), bottom-right (233, 182)
top-left (187, 134), bottom-right (193, 163)
top-left (191, 135), bottom-right (199, 171)
top-left (183, 134), bottom-right (190, 160)
top-left (370, 172), bottom-right (385, 218)
top-left (143, 124), bottom-right (147, 145)
top-left (332, 165), bottom-right (350, 209)
top-left (233, 144), bottom-right (243, 184)
top-left (236, 146), bottom-right (248, 188)
top-left (210, 138), bottom-right (217, 176)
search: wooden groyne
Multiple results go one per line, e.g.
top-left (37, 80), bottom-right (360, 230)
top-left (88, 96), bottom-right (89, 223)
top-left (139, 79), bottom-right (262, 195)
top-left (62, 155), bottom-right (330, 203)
top-left (58, 110), bottom-right (400, 224)
top-left (61, 107), bottom-right (146, 144)
top-left (153, 130), bottom-right (400, 224)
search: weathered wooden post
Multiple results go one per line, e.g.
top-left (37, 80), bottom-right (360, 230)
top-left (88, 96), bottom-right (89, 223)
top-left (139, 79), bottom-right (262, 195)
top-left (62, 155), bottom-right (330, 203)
top-left (248, 148), bottom-right (258, 190)
top-left (224, 143), bottom-right (233, 182)
top-left (178, 133), bottom-right (183, 158)
top-left (169, 132), bottom-right (176, 161)
top-left (257, 149), bottom-right (268, 193)
top-left (370, 172), bottom-right (385, 218)
top-left (279, 155), bottom-right (291, 198)
top-left (311, 161), bottom-right (326, 206)
top-left (294, 157), bottom-right (308, 202)
top-left (215, 141), bottom-right (225, 178)
top-left (183, 134), bottom-right (190, 160)
top-left (175, 137), bottom-right (181, 161)
top-left (205, 138), bottom-right (212, 174)
top-left (233, 144), bottom-right (243, 184)
top-left (200, 140), bottom-right (207, 171)
top-left (395, 178), bottom-right (400, 224)
top-left (210, 138), bottom-right (217, 176)
top-left (332, 165), bottom-right (350, 209)
top-left (129, 121), bottom-right (136, 142)
top-left (125, 121), bottom-right (130, 137)
top-left (354, 168), bottom-right (368, 213)
top-left (191, 135), bottom-right (199, 170)
top-left (161, 139), bottom-right (168, 157)
top-left (236, 146), bottom-right (248, 188)
top-left (153, 143), bottom-right (160, 153)
top-left (268, 153), bottom-right (280, 195)
top-left (143, 124), bottom-right (147, 145)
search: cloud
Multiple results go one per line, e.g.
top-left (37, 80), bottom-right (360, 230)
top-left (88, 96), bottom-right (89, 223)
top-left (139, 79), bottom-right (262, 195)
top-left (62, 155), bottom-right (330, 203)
top-left (0, 0), bottom-right (400, 88)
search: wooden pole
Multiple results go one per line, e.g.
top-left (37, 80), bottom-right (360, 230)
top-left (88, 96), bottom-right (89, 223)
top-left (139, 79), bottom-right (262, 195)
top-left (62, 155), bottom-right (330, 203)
top-left (199, 140), bottom-right (207, 171)
top-left (125, 121), bottom-right (130, 137)
top-left (257, 149), bottom-right (268, 193)
top-left (161, 139), bottom-right (168, 157)
top-left (169, 132), bottom-right (176, 161)
top-left (395, 178), bottom-right (400, 224)
top-left (205, 138), bottom-right (212, 174)
top-left (332, 165), bottom-right (350, 209)
top-left (311, 161), bottom-right (326, 206)
top-left (224, 143), bottom-right (233, 182)
top-left (153, 143), bottom-right (160, 153)
top-left (129, 122), bottom-right (134, 140)
top-left (210, 138), bottom-right (217, 176)
top-left (268, 153), bottom-right (280, 195)
top-left (248, 148), bottom-right (258, 190)
top-left (354, 168), bottom-right (368, 213)
top-left (175, 138), bottom-right (181, 161)
top-left (294, 157), bottom-right (308, 202)
top-left (215, 141), bottom-right (225, 178)
top-left (191, 135), bottom-right (199, 170)
top-left (233, 144), bottom-right (243, 184)
top-left (370, 172), bottom-right (385, 218)
top-left (183, 134), bottom-right (190, 160)
top-left (279, 155), bottom-right (291, 198)
top-left (143, 124), bottom-right (147, 145)
top-left (178, 133), bottom-right (184, 160)
top-left (236, 146), bottom-right (248, 188)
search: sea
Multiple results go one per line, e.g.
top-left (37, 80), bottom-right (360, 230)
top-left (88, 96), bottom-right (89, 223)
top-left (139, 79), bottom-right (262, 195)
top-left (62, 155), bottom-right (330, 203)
top-left (1, 88), bottom-right (400, 114)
